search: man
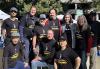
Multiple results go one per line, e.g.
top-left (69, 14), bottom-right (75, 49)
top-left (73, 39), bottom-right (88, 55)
top-left (3, 32), bottom-right (29, 69)
top-left (2, 7), bottom-right (19, 46)
top-left (88, 11), bottom-right (100, 69)
top-left (30, 14), bottom-right (50, 66)
top-left (54, 36), bottom-right (81, 69)
top-left (48, 8), bottom-right (61, 41)
top-left (19, 6), bottom-right (38, 63)
top-left (32, 14), bottom-right (50, 50)
top-left (31, 29), bottom-right (57, 69)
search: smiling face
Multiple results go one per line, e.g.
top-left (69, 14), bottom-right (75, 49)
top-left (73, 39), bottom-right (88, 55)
top-left (65, 14), bottom-right (71, 24)
top-left (30, 6), bottom-right (36, 16)
top-left (40, 18), bottom-right (46, 26)
top-left (77, 16), bottom-right (86, 26)
top-left (49, 9), bottom-right (57, 19)
top-left (47, 30), bottom-right (54, 40)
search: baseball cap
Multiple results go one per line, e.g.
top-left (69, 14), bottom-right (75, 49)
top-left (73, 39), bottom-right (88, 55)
top-left (11, 32), bottom-right (20, 38)
top-left (10, 7), bottom-right (18, 12)
top-left (39, 14), bottom-right (46, 19)
top-left (59, 36), bottom-right (67, 41)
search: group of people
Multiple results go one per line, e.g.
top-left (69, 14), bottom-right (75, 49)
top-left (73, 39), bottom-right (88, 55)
top-left (1, 5), bottom-right (100, 69)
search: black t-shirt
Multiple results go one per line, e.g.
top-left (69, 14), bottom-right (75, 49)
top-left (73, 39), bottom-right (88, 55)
top-left (3, 42), bottom-right (25, 68)
top-left (39, 38), bottom-right (57, 64)
top-left (2, 18), bottom-right (19, 37)
top-left (19, 13), bottom-right (39, 37)
top-left (55, 47), bottom-right (78, 69)
top-left (33, 24), bottom-right (50, 42)
top-left (62, 24), bottom-right (72, 47)
top-left (48, 18), bottom-right (61, 41)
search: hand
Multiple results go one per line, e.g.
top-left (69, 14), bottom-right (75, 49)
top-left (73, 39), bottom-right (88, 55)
top-left (87, 53), bottom-right (90, 56)
top-left (97, 45), bottom-right (100, 50)
top-left (32, 56), bottom-right (39, 61)
top-left (24, 62), bottom-right (29, 68)
top-left (33, 48), bottom-right (39, 55)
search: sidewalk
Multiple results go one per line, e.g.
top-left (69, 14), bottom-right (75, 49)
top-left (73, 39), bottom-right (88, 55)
top-left (96, 56), bottom-right (100, 69)
top-left (87, 56), bottom-right (100, 69)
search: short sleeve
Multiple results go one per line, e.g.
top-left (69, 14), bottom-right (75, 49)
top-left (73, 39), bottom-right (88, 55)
top-left (69, 48), bottom-right (78, 60)
top-left (2, 20), bottom-right (7, 29)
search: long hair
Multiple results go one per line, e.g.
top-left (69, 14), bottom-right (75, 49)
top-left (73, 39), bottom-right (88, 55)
top-left (62, 13), bottom-right (73, 25)
top-left (77, 15), bottom-right (89, 31)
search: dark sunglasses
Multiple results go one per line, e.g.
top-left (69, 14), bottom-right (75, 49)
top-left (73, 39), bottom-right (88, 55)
top-left (10, 10), bottom-right (17, 13)
top-left (40, 18), bottom-right (46, 20)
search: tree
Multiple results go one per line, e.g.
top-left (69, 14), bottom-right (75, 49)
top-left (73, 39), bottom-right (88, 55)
top-left (91, 0), bottom-right (100, 11)
top-left (35, 0), bottom-right (63, 14)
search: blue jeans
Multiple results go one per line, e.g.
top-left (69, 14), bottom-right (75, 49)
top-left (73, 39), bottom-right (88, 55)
top-left (31, 60), bottom-right (48, 69)
top-left (8, 61), bottom-right (24, 69)
top-left (48, 64), bottom-right (54, 69)
top-left (23, 38), bottom-right (30, 61)
top-left (75, 50), bottom-right (87, 69)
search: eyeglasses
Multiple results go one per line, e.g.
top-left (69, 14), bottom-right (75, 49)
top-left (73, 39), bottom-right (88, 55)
top-left (40, 18), bottom-right (46, 20)
top-left (10, 10), bottom-right (17, 13)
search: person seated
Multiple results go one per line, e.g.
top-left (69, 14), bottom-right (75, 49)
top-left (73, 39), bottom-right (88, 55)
top-left (3, 32), bottom-right (30, 69)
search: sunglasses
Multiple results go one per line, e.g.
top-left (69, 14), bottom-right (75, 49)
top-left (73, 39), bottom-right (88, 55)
top-left (10, 10), bottom-right (17, 13)
top-left (40, 18), bottom-right (46, 20)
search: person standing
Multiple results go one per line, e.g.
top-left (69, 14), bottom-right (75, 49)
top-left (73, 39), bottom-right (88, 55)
top-left (2, 7), bottom-right (19, 46)
top-left (48, 8), bottom-right (62, 41)
top-left (31, 14), bottom-right (50, 64)
top-left (19, 6), bottom-right (38, 63)
top-left (75, 15), bottom-right (92, 69)
top-left (61, 13), bottom-right (77, 48)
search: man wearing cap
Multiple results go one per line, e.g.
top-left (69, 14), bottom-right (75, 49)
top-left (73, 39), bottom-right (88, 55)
top-left (3, 32), bottom-right (30, 69)
top-left (32, 14), bottom-right (50, 50)
top-left (54, 36), bottom-right (81, 69)
top-left (2, 7), bottom-right (19, 46)
top-left (31, 14), bottom-right (50, 61)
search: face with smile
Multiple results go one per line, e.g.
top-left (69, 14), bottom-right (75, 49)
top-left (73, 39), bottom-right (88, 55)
top-left (30, 6), bottom-right (36, 16)
top-left (65, 15), bottom-right (71, 24)
top-left (49, 9), bottom-right (57, 19)
top-left (47, 30), bottom-right (54, 40)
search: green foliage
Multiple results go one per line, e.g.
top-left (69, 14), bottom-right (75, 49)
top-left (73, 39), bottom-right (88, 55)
top-left (16, 0), bottom-right (32, 15)
top-left (0, 0), bottom-right (100, 15)
top-left (91, 0), bottom-right (100, 11)
top-left (35, 0), bottom-right (63, 14)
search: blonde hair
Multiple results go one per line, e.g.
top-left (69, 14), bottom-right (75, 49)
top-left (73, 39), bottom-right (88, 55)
top-left (77, 15), bottom-right (88, 31)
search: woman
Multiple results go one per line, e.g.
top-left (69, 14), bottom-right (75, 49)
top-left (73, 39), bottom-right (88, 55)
top-left (61, 13), bottom-right (77, 48)
top-left (75, 15), bottom-right (92, 69)
top-left (54, 36), bottom-right (81, 69)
